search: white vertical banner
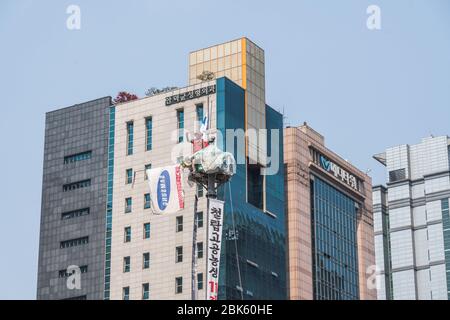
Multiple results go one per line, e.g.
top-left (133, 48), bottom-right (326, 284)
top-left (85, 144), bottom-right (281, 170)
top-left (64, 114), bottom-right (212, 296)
top-left (146, 165), bottom-right (184, 215)
top-left (206, 198), bottom-right (225, 300)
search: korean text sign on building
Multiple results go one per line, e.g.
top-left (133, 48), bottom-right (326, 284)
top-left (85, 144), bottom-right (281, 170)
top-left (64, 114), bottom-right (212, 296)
top-left (207, 199), bottom-right (224, 300)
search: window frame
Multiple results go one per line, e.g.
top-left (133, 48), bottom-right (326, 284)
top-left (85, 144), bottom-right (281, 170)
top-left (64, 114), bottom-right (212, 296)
top-left (176, 246), bottom-right (183, 263)
top-left (125, 197), bottom-right (132, 213)
top-left (126, 121), bottom-right (134, 156)
top-left (175, 277), bottom-right (183, 294)
top-left (124, 226), bottom-right (131, 243)
top-left (144, 193), bottom-right (151, 209)
top-left (123, 256), bottom-right (131, 273)
top-left (145, 117), bottom-right (153, 152)
top-left (126, 168), bottom-right (133, 185)
top-left (143, 223), bottom-right (151, 239)
top-left (122, 286), bottom-right (130, 300)
top-left (143, 252), bottom-right (150, 269)
top-left (176, 216), bottom-right (183, 233)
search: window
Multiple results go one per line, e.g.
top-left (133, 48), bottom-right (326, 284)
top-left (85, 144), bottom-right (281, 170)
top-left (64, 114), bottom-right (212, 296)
top-left (142, 283), bottom-right (150, 300)
top-left (61, 207), bottom-right (90, 220)
top-left (64, 151), bottom-right (92, 164)
top-left (197, 242), bottom-right (204, 259)
top-left (58, 265), bottom-right (88, 278)
top-left (144, 193), bottom-right (151, 209)
top-left (124, 227), bottom-right (131, 243)
top-left (389, 168), bottom-right (406, 183)
top-left (196, 104), bottom-right (204, 130)
top-left (195, 212), bottom-right (203, 228)
top-left (62, 295), bottom-right (87, 300)
top-left (62, 179), bottom-right (91, 192)
top-left (125, 197), bottom-right (132, 213)
top-left (175, 277), bottom-right (183, 294)
top-left (143, 223), bottom-right (151, 239)
top-left (144, 164), bottom-right (152, 180)
top-left (247, 163), bottom-right (264, 210)
top-left (123, 256), bottom-right (131, 273)
top-left (176, 246), bottom-right (183, 263)
top-left (197, 273), bottom-right (203, 291)
top-left (443, 199), bottom-right (449, 211)
top-left (177, 109), bottom-right (184, 143)
top-left (127, 121), bottom-right (134, 155)
top-left (145, 117), bottom-right (153, 151)
top-left (143, 252), bottom-right (150, 269)
top-left (122, 287), bottom-right (130, 300)
top-left (126, 169), bottom-right (133, 184)
top-left (197, 184), bottom-right (204, 198)
top-left (176, 216), bottom-right (183, 232)
top-left (60, 237), bottom-right (89, 249)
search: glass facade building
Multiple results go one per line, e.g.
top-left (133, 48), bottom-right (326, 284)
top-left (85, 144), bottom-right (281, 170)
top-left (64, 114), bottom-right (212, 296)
top-left (216, 78), bottom-right (286, 300)
top-left (285, 124), bottom-right (376, 300)
top-left (311, 177), bottom-right (359, 300)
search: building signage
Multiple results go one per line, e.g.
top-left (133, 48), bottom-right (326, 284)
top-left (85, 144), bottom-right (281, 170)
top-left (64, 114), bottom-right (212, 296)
top-left (319, 155), bottom-right (358, 190)
top-left (206, 198), bottom-right (224, 300)
top-left (165, 85), bottom-right (216, 106)
top-left (146, 165), bottom-right (184, 214)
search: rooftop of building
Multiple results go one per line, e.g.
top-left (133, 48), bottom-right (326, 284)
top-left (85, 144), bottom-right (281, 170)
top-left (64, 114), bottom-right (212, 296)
top-left (188, 37), bottom-right (264, 55)
top-left (46, 96), bottom-right (112, 115)
top-left (373, 134), bottom-right (450, 166)
top-left (285, 122), bottom-right (372, 182)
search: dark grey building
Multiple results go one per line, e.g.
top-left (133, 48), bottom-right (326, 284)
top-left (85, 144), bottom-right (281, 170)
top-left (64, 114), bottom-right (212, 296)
top-left (37, 97), bottom-right (112, 300)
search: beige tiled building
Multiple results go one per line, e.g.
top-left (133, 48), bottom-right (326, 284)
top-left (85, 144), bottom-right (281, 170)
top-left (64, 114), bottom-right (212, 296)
top-left (285, 124), bottom-right (376, 300)
top-left (106, 38), bottom-right (287, 300)
top-left (109, 81), bottom-right (215, 300)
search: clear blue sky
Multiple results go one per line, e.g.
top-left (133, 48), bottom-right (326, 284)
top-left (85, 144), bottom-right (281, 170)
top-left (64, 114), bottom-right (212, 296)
top-left (0, 0), bottom-right (449, 299)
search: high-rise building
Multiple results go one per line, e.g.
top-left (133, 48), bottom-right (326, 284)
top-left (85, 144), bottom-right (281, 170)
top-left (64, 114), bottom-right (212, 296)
top-left (189, 38), bottom-right (267, 165)
top-left (285, 124), bottom-right (376, 300)
top-left (37, 97), bottom-right (112, 300)
top-left (37, 38), bottom-right (286, 300)
top-left (373, 135), bottom-right (450, 300)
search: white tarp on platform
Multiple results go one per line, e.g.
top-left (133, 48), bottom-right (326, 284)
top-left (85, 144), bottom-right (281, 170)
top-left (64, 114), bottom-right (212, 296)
top-left (183, 145), bottom-right (236, 176)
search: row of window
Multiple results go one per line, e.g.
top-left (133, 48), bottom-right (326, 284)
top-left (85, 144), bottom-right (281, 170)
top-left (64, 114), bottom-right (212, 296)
top-left (126, 117), bottom-right (153, 156)
top-left (61, 207), bottom-right (90, 220)
top-left (125, 105), bottom-right (204, 156)
top-left (58, 265), bottom-right (88, 278)
top-left (121, 213), bottom-right (204, 240)
top-left (176, 213), bottom-right (204, 231)
top-left (60, 236), bottom-right (89, 249)
top-left (63, 151), bottom-right (92, 164)
top-left (125, 164), bottom-right (152, 185)
top-left (122, 252), bottom-right (150, 272)
top-left (121, 243), bottom-right (203, 274)
top-left (121, 274), bottom-right (204, 300)
top-left (175, 243), bottom-right (204, 263)
top-left (123, 223), bottom-right (151, 242)
top-left (62, 179), bottom-right (91, 192)
top-left (124, 195), bottom-right (151, 213)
